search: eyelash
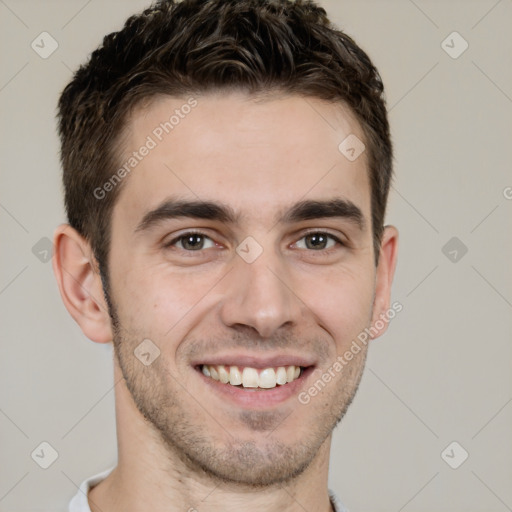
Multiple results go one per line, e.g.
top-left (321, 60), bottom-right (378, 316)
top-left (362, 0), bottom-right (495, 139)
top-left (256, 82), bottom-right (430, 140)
top-left (297, 229), bottom-right (345, 250)
top-left (164, 229), bottom-right (345, 254)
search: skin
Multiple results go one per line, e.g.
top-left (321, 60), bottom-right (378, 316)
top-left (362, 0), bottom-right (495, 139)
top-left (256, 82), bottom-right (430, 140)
top-left (53, 92), bottom-right (398, 512)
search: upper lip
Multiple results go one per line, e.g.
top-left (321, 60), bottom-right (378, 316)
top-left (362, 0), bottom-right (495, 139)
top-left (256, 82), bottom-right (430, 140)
top-left (191, 353), bottom-right (316, 369)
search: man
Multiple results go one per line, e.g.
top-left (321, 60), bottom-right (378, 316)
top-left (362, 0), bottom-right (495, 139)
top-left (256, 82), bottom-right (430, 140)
top-left (53, 0), bottom-right (398, 510)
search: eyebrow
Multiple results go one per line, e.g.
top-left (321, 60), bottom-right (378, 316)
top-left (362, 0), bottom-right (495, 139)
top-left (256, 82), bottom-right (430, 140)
top-left (135, 196), bottom-right (366, 233)
top-left (282, 199), bottom-right (365, 230)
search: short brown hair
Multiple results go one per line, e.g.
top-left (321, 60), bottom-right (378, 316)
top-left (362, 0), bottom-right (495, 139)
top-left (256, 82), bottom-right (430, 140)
top-left (57, 0), bottom-right (392, 279)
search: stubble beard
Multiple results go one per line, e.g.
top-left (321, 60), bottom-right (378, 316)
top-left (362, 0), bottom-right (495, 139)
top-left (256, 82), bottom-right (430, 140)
top-left (108, 297), bottom-right (367, 488)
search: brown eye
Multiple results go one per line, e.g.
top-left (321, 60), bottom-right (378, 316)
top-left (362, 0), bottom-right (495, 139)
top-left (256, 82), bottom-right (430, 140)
top-left (295, 232), bottom-right (341, 251)
top-left (165, 232), bottom-right (215, 251)
top-left (180, 234), bottom-right (205, 250)
top-left (305, 233), bottom-right (329, 250)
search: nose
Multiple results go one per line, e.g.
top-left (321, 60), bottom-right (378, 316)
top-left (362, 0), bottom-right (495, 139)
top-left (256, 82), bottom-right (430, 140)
top-left (218, 248), bottom-right (304, 339)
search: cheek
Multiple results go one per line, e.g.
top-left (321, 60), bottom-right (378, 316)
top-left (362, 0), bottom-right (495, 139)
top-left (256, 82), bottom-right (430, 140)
top-left (299, 266), bottom-right (375, 346)
top-left (110, 261), bottom-right (217, 339)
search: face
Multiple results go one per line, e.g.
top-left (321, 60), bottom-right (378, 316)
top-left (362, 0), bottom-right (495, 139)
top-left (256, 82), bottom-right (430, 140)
top-left (107, 92), bottom-right (379, 486)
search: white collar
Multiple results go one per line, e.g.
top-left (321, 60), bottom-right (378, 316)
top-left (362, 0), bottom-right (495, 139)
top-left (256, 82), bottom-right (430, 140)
top-left (69, 467), bottom-right (349, 512)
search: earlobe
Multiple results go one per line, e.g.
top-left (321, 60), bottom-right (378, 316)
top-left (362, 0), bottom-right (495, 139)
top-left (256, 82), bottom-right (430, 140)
top-left (370, 225), bottom-right (399, 339)
top-left (52, 224), bottom-right (113, 344)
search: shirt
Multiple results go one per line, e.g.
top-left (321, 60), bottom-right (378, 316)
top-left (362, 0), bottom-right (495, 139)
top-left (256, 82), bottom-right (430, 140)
top-left (69, 466), bottom-right (349, 512)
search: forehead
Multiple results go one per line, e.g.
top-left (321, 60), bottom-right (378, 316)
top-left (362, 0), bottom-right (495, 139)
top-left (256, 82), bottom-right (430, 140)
top-left (113, 92), bottom-right (371, 228)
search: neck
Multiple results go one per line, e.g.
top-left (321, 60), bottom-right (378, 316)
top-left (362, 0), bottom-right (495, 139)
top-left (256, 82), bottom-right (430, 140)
top-left (89, 360), bottom-right (334, 512)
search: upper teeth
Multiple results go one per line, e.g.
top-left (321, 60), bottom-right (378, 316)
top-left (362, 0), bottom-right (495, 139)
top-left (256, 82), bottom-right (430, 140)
top-left (201, 364), bottom-right (301, 389)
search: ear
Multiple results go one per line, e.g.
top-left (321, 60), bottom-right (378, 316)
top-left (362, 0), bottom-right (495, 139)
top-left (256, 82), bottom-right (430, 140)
top-left (369, 225), bottom-right (399, 339)
top-left (52, 224), bottom-right (113, 344)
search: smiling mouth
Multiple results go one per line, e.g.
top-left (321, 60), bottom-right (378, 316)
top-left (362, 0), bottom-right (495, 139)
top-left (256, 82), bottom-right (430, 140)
top-left (198, 364), bottom-right (304, 390)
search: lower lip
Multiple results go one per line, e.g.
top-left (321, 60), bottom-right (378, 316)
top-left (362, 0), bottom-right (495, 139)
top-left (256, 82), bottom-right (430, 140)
top-left (196, 366), bottom-right (314, 409)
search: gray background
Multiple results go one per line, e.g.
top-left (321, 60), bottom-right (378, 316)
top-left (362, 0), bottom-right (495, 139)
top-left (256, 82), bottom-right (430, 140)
top-left (1, 0), bottom-right (511, 510)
